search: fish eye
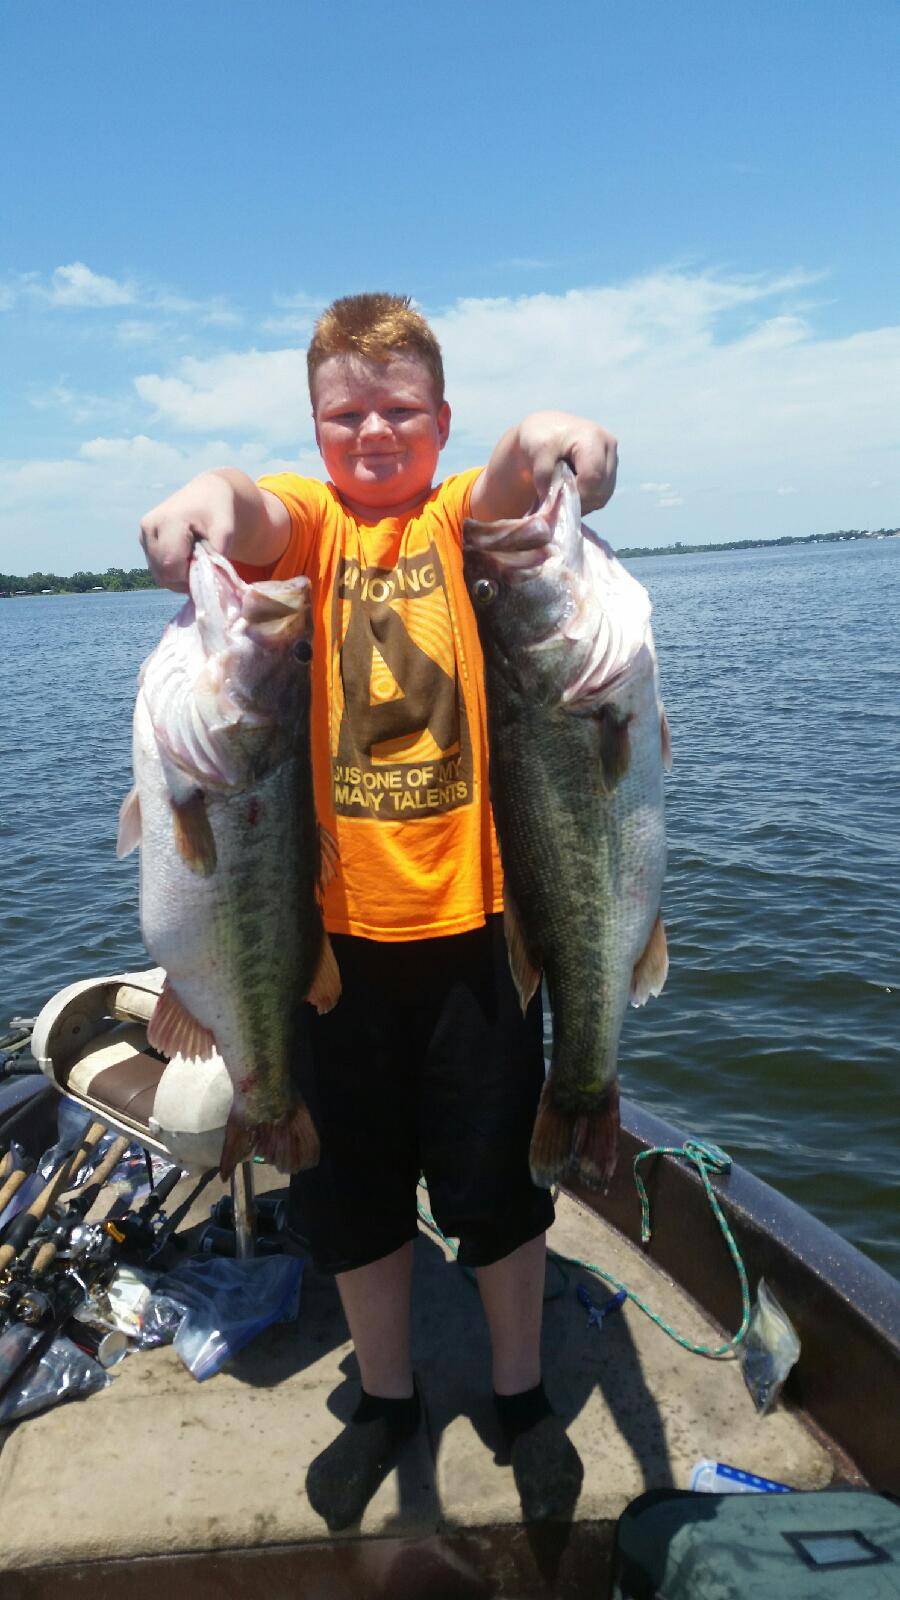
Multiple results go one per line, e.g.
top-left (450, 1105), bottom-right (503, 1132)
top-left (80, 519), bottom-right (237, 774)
top-left (292, 639), bottom-right (313, 662)
top-left (472, 577), bottom-right (498, 607)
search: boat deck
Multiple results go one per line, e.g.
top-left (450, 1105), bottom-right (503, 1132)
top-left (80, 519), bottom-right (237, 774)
top-left (0, 1171), bottom-right (842, 1596)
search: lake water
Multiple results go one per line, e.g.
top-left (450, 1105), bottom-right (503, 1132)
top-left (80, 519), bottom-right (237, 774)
top-left (1, 538), bottom-right (897, 1278)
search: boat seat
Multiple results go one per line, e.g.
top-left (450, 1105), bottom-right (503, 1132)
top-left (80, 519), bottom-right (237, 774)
top-left (30, 967), bottom-right (232, 1172)
top-left (30, 968), bottom-right (257, 1252)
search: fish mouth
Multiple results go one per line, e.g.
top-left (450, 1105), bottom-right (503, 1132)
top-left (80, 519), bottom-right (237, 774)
top-left (463, 462), bottom-right (578, 582)
top-left (188, 542), bottom-right (311, 648)
top-left (241, 578), bottom-right (311, 645)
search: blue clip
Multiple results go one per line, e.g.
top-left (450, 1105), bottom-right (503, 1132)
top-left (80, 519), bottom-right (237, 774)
top-left (577, 1282), bottom-right (626, 1329)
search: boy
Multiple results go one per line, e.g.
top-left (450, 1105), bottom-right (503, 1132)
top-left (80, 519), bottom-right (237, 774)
top-left (140, 294), bottom-right (618, 1528)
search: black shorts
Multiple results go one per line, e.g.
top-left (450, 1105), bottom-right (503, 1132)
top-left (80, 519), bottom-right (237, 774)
top-left (288, 915), bottom-right (555, 1273)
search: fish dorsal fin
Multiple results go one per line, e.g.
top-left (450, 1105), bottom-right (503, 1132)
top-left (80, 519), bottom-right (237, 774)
top-left (318, 824), bottom-right (339, 890)
top-left (147, 978), bottom-right (216, 1060)
top-left (306, 933), bottom-right (341, 1014)
top-left (503, 892), bottom-right (542, 1015)
top-left (630, 913), bottom-right (669, 1007)
top-left (595, 705), bottom-right (633, 796)
top-left (661, 708), bottom-right (673, 772)
top-left (170, 791), bottom-right (217, 876)
top-left (116, 786), bottom-right (142, 857)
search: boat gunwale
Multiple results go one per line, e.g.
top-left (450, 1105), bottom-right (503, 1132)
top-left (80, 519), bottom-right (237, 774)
top-left (567, 1095), bottom-right (900, 1494)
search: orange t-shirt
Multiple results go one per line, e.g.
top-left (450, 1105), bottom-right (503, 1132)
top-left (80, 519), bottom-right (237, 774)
top-left (248, 470), bottom-right (505, 942)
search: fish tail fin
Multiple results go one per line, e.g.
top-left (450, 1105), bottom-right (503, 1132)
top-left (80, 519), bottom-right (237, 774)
top-left (529, 1091), bottom-right (577, 1189)
top-left (252, 1100), bottom-right (320, 1175)
top-left (219, 1107), bottom-right (257, 1181)
top-left (306, 933), bottom-right (341, 1015)
top-left (571, 1080), bottom-right (620, 1191)
top-left (530, 1080), bottom-right (621, 1192)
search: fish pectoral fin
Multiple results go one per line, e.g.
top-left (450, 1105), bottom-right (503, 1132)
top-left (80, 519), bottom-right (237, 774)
top-left (147, 978), bottom-right (216, 1061)
top-left (318, 824), bottom-right (339, 890)
top-left (306, 933), bottom-right (341, 1014)
top-left (630, 913), bottom-right (669, 1006)
top-left (116, 786), bottom-right (142, 857)
top-left (219, 1108), bottom-right (256, 1180)
top-left (503, 893), bottom-right (542, 1015)
top-left (170, 791), bottom-right (217, 876)
top-left (661, 707), bottom-right (673, 771)
top-left (253, 1101), bottom-right (320, 1174)
top-left (594, 705), bottom-right (633, 795)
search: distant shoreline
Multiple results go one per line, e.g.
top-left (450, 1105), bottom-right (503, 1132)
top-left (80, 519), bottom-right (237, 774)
top-left (2, 525), bottom-right (898, 593)
top-left (616, 527), bottom-right (899, 559)
top-left (0, 567), bottom-right (158, 597)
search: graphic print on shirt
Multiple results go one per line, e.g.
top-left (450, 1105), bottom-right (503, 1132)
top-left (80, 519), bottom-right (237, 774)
top-left (330, 540), bottom-right (473, 820)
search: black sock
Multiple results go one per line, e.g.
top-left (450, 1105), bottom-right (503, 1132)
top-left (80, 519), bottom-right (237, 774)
top-left (353, 1387), bottom-right (420, 1431)
top-left (306, 1386), bottom-right (421, 1532)
top-left (494, 1383), bottom-right (583, 1522)
top-left (494, 1381), bottom-right (552, 1440)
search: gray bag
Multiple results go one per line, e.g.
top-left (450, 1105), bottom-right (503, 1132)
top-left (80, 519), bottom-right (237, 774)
top-left (610, 1488), bottom-right (900, 1599)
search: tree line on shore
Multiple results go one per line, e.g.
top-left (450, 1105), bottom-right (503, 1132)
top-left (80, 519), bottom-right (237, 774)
top-left (0, 567), bottom-right (158, 595)
top-left (3, 523), bottom-right (897, 592)
top-left (617, 526), bottom-right (898, 558)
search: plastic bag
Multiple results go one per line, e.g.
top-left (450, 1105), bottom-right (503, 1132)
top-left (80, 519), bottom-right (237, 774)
top-left (152, 1254), bottom-right (303, 1380)
top-left (86, 1264), bottom-right (158, 1337)
top-left (133, 1293), bottom-right (188, 1349)
top-left (740, 1278), bottom-right (800, 1414)
top-left (0, 1335), bottom-right (108, 1423)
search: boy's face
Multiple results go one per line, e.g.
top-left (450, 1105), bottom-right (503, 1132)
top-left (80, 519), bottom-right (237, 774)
top-left (312, 353), bottom-right (451, 517)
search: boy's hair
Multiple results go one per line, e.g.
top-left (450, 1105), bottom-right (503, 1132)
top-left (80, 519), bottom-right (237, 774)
top-left (307, 293), bottom-right (445, 407)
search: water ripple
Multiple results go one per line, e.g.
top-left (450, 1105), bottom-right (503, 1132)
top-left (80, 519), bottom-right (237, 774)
top-left (2, 546), bottom-right (899, 1277)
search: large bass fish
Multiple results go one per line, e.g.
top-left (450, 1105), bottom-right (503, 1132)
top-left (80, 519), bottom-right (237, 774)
top-left (464, 463), bottom-right (670, 1189)
top-left (117, 542), bottom-right (339, 1177)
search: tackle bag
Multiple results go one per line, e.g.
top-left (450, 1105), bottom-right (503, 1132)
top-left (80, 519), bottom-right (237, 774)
top-left (609, 1487), bottom-right (900, 1599)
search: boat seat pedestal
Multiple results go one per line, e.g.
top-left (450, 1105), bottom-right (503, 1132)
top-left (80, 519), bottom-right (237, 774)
top-left (29, 966), bottom-right (257, 1255)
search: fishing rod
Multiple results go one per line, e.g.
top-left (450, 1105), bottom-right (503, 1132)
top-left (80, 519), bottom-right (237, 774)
top-left (27, 1135), bottom-right (132, 1279)
top-left (0, 1155), bottom-right (37, 1220)
top-left (0, 1136), bottom-right (130, 1327)
top-left (0, 1162), bottom-right (187, 1402)
top-left (0, 1120), bottom-right (109, 1276)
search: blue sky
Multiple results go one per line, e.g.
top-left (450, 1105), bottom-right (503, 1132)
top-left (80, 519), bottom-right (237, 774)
top-left (2, 0), bottom-right (898, 569)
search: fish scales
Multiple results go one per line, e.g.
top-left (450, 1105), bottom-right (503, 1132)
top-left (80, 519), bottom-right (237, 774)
top-left (119, 543), bottom-right (340, 1177)
top-left (464, 463), bottom-right (669, 1189)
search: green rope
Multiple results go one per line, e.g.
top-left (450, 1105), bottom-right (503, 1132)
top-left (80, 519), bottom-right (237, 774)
top-left (559, 1138), bottom-right (751, 1359)
top-left (418, 1138), bottom-right (752, 1360)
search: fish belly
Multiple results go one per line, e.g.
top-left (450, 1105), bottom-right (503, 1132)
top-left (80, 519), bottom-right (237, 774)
top-left (489, 662), bottom-right (666, 1185)
top-left (134, 698), bottom-right (313, 1129)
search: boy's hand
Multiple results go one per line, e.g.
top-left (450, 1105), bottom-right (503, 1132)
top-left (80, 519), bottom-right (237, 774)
top-left (470, 411), bottom-right (618, 524)
top-left (139, 469), bottom-right (290, 591)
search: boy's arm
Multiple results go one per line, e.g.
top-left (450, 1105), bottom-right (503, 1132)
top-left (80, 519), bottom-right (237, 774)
top-left (468, 411), bottom-right (618, 523)
top-left (139, 468), bottom-right (291, 592)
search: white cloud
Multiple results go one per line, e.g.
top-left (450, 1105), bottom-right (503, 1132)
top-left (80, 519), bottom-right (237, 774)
top-left (423, 273), bottom-right (900, 541)
top-left (0, 434), bottom-right (322, 572)
top-left (262, 290), bottom-right (326, 337)
top-left (0, 263), bottom-right (240, 327)
top-left (28, 382), bottom-right (125, 426)
top-left (5, 266), bottom-right (900, 564)
top-left (115, 319), bottom-right (162, 346)
top-left (135, 348), bottom-right (311, 444)
top-left (639, 481), bottom-right (683, 509)
top-left (47, 263), bottom-right (135, 308)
